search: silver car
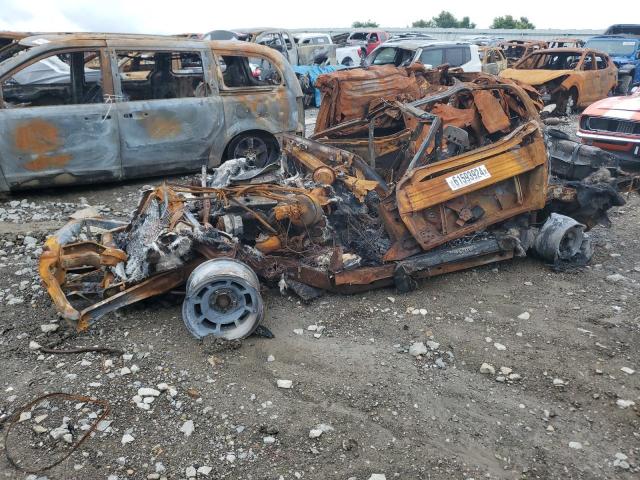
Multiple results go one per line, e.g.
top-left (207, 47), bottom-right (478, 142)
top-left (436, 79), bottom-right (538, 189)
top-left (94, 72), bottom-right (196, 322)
top-left (0, 33), bottom-right (304, 192)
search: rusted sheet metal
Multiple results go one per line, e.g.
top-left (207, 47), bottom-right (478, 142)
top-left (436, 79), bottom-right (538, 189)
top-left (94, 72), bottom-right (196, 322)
top-left (38, 70), bottom-right (628, 335)
top-left (314, 65), bottom-right (427, 132)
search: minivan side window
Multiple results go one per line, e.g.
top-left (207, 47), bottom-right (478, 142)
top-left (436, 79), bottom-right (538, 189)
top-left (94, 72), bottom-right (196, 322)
top-left (116, 50), bottom-right (205, 101)
top-left (444, 47), bottom-right (470, 66)
top-left (372, 47), bottom-right (398, 65)
top-left (218, 55), bottom-right (282, 88)
top-left (419, 48), bottom-right (443, 67)
top-left (1, 50), bottom-right (104, 108)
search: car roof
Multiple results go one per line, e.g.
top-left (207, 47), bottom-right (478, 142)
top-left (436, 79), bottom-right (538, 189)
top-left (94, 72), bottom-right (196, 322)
top-left (527, 47), bottom-right (602, 55)
top-left (379, 39), bottom-right (472, 50)
top-left (588, 34), bottom-right (640, 40)
top-left (293, 32), bottom-right (329, 39)
top-left (12, 32), bottom-right (290, 65)
top-left (18, 32), bottom-right (204, 47)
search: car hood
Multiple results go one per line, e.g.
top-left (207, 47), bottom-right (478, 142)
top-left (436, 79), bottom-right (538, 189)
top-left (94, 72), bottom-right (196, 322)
top-left (583, 92), bottom-right (640, 119)
top-left (500, 69), bottom-right (572, 86)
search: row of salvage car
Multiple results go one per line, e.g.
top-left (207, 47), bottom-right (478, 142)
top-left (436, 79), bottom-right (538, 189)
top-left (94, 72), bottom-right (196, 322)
top-left (37, 60), bottom-right (636, 340)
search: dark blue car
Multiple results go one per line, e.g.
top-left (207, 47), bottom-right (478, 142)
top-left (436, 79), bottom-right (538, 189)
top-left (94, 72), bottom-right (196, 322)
top-left (586, 25), bottom-right (640, 93)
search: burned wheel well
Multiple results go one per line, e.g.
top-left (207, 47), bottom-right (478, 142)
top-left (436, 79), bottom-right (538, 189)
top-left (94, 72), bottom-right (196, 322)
top-left (222, 130), bottom-right (280, 165)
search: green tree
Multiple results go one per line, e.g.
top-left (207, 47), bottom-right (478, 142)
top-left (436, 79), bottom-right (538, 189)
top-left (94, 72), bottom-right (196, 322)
top-left (490, 15), bottom-right (536, 29)
top-left (412, 11), bottom-right (476, 29)
top-left (352, 20), bottom-right (379, 28)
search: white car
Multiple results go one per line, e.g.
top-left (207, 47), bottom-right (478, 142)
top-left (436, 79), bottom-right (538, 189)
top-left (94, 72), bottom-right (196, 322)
top-left (364, 40), bottom-right (482, 72)
top-left (293, 32), bottom-right (363, 66)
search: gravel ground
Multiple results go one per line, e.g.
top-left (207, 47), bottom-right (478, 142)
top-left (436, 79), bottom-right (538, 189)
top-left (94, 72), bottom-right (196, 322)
top-left (0, 114), bottom-right (638, 480)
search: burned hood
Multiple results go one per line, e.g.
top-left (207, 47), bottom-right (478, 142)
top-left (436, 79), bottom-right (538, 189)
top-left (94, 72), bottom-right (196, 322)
top-left (582, 92), bottom-right (640, 120)
top-left (500, 68), bottom-right (572, 86)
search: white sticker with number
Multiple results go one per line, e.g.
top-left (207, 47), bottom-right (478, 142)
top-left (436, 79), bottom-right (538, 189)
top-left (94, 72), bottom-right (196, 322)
top-left (445, 165), bottom-right (491, 191)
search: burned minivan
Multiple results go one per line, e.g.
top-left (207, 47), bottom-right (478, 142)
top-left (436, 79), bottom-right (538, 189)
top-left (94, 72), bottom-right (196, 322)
top-left (0, 33), bottom-right (304, 192)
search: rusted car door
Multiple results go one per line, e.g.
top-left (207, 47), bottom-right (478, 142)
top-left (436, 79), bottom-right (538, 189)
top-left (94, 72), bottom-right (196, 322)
top-left (593, 53), bottom-right (617, 98)
top-left (213, 48), bottom-right (297, 154)
top-left (0, 46), bottom-right (121, 190)
top-left (109, 44), bottom-right (224, 177)
top-left (578, 52), bottom-right (598, 104)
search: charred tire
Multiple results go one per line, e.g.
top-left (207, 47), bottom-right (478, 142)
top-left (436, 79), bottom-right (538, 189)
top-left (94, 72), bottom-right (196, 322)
top-left (182, 258), bottom-right (264, 340)
top-left (226, 132), bottom-right (279, 168)
top-left (341, 57), bottom-right (354, 66)
top-left (534, 213), bottom-right (593, 264)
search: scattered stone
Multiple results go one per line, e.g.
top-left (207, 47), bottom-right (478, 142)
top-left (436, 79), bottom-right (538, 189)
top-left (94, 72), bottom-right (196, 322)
top-left (277, 379), bottom-right (293, 389)
top-left (480, 363), bottom-right (495, 375)
top-left (614, 453), bottom-right (630, 470)
top-left (499, 367), bottom-right (512, 375)
top-left (553, 378), bottom-right (565, 386)
top-left (263, 436), bottom-right (276, 444)
top-left (198, 465), bottom-right (213, 475)
top-left (267, 355), bottom-right (275, 362)
top-left (293, 329), bottom-right (303, 335)
top-left (70, 206), bottom-right (100, 220)
top-left (568, 441), bottom-right (582, 450)
top-left (18, 411), bottom-right (31, 422)
top-left (606, 273), bottom-right (626, 284)
top-left (620, 367), bottom-right (635, 375)
top-left (309, 423), bottom-right (333, 439)
top-left (121, 433), bottom-right (134, 445)
top-left (368, 475), bottom-right (386, 480)
top-left (493, 342), bottom-right (506, 351)
top-left (518, 312), bottom-right (530, 320)
top-left (138, 387), bottom-right (160, 397)
top-left (426, 340), bottom-right (440, 350)
top-left (616, 399), bottom-right (635, 409)
top-left (185, 466), bottom-right (197, 478)
top-left (28, 341), bottom-right (41, 350)
top-left (180, 420), bottom-right (194, 436)
top-left (409, 342), bottom-right (428, 356)
top-left (40, 323), bottom-right (59, 333)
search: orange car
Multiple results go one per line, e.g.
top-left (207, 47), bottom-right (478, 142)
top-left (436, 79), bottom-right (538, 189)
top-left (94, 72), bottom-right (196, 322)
top-left (500, 48), bottom-right (618, 115)
top-left (498, 40), bottom-right (548, 67)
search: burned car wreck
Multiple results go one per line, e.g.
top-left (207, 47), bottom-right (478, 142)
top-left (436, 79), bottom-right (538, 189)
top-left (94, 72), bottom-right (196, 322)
top-left (39, 70), bottom-right (625, 340)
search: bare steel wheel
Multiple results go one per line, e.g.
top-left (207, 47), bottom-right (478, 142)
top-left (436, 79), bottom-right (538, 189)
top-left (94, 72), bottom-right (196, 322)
top-left (227, 133), bottom-right (277, 167)
top-left (182, 259), bottom-right (264, 339)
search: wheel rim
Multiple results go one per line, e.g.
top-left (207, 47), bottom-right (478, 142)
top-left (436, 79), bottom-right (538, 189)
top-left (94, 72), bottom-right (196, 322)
top-left (183, 277), bottom-right (261, 338)
top-left (233, 136), bottom-right (270, 166)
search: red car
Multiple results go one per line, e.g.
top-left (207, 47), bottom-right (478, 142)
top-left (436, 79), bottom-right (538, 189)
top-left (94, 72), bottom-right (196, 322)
top-left (345, 30), bottom-right (390, 56)
top-left (577, 89), bottom-right (640, 167)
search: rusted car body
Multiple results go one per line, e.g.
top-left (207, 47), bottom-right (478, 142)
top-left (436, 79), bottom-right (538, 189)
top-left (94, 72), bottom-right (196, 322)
top-left (479, 46), bottom-right (508, 75)
top-left (39, 69), bottom-right (614, 339)
top-left (577, 89), bottom-right (640, 167)
top-left (500, 48), bottom-right (618, 114)
top-left (499, 40), bottom-right (548, 67)
top-left (548, 38), bottom-right (585, 49)
top-left (0, 33), bottom-right (304, 192)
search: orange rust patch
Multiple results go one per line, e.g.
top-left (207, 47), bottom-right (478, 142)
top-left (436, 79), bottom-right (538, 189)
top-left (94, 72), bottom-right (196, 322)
top-left (15, 120), bottom-right (72, 171)
top-left (143, 117), bottom-right (182, 139)
top-left (15, 119), bottom-right (61, 154)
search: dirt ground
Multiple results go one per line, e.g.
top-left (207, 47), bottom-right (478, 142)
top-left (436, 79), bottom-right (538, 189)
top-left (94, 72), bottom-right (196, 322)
top-left (0, 114), bottom-right (638, 480)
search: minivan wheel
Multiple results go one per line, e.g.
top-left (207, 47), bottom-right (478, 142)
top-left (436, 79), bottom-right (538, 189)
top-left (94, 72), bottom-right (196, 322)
top-left (227, 133), bottom-right (278, 167)
top-left (341, 57), bottom-right (354, 66)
